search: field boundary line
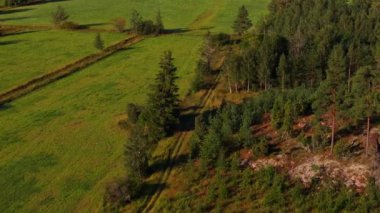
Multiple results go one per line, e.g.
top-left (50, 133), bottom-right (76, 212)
top-left (0, 35), bottom-right (144, 105)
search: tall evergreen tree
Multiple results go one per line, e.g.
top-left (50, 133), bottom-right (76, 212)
top-left (232, 5), bottom-right (253, 35)
top-left (155, 10), bottom-right (164, 35)
top-left (277, 54), bottom-right (288, 91)
top-left (130, 10), bottom-right (142, 34)
top-left (313, 44), bottom-right (347, 153)
top-left (141, 51), bottom-right (180, 141)
top-left (351, 66), bottom-right (379, 155)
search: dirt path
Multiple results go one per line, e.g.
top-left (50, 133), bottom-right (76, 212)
top-left (0, 35), bottom-right (144, 105)
top-left (187, 0), bottom-right (225, 30)
top-left (139, 72), bottom-right (221, 213)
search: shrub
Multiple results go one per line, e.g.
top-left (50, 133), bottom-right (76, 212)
top-left (333, 139), bottom-right (350, 158)
top-left (103, 178), bottom-right (142, 212)
top-left (251, 137), bottom-right (269, 158)
top-left (111, 17), bottom-right (126, 33)
top-left (126, 103), bottom-right (141, 124)
top-left (52, 6), bottom-right (69, 26)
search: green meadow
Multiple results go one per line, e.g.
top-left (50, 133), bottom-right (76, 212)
top-left (0, 0), bottom-right (269, 211)
top-left (0, 30), bottom-right (125, 92)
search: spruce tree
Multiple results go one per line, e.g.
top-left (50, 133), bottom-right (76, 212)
top-left (313, 44), bottom-right (347, 154)
top-left (271, 95), bottom-right (284, 129)
top-left (155, 10), bottom-right (164, 35)
top-left (141, 51), bottom-right (180, 141)
top-left (351, 66), bottom-right (379, 155)
top-left (277, 54), bottom-right (288, 92)
top-left (232, 5), bottom-right (253, 35)
top-left (94, 33), bottom-right (104, 50)
top-left (282, 100), bottom-right (294, 134)
top-left (130, 10), bottom-right (142, 34)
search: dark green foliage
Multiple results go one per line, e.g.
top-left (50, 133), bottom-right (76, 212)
top-left (333, 139), bottom-right (351, 158)
top-left (124, 127), bottom-right (149, 180)
top-left (192, 34), bottom-right (216, 92)
top-left (126, 103), bottom-right (141, 124)
top-left (350, 66), bottom-right (379, 154)
top-left (251, 137), bottom-right (269, 158)
top-left (94, 33), bottom-right (104, 50)
top-left (232, 5), bottom-right (253, 35)
top-left (313, 44), bottom-right (348, 152)
top-left (140, 51), bottom-right (180, 142)
top-left (130, 10), bottom-right (165, 35)
top-left (271, 95), bottom-right (284, 129)
top-left (155, 10), bottom-right (164, 35)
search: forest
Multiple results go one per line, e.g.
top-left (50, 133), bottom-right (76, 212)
top-left (0, 0), bottom-right (379, 212)
top-left (107, 0), bottom-right (380, 212)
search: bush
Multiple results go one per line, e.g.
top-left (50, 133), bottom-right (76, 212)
top-left (111, 17), bottom-right (126, 33)
top-left (333, 139), bottom-right (350, 158)
top-left (126, 103), bottom-right (141, 124)
top-left (52, 6), bottom-right (69, 26)
top-left (103, 178), bottom-right (142, 212)
top-left (251, 137), bottom-right (269, 158)
top-left (210, 33), bottom-right (231, 46)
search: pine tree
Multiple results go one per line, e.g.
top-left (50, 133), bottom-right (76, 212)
top-left (130, 10), bottom-right (142, 34)
top-left (232, 5), bottom-right (253, 35)
top-left (277, 54), bottom-right (288, 92)
top-left (313, 44), bottom-right (347, 154)
top-left (281, 100), bottom-right (294, 134)
top-left (141, 51), bottom-right (180, 141)
top-left (94, 33), bottom-right (104, 50)
top-left (155, 10), bottom-right (164, 35)
top-left (351, 66), bottom-right (379, 155)
top-left (271, 95), bottom-right (284, 129)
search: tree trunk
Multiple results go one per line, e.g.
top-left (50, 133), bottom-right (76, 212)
top-left (281, 73), bottom-right (285, 92)
top-left (366, 116), bottom-right (371, 156)
top-left (330, 107), bottom-right (336, 154)
top-left (235, 83), bottom-right (238, 93)
top-left (348, 63), bottom-right (351, 92)
top-left (247, 80), bottom-right (250, 92)
top-left (228, 75), bottom-right (232, 94)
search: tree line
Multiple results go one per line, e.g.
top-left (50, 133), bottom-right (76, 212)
top-left (224, 0), bottom-right (379, 154)
top-left (103, 51), bottom-right (180, 211)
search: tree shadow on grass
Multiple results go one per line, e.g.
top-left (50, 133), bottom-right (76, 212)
top-left (0, 103), bottom-right (12, 111)
top-left (0, 16), bottom-right (31, 22)
top-left (0, 8), bottom-right (33, 15)
top-left (148, 153), bottom-right (188, 175)
top-left (1, 30), bottom-right (37, 37)
top-left (79, 22), bottom-right (109, 29)
top-left (136, 182), bottom-right (167, 199)
top-left (0, 39), bottom-right (24, 45)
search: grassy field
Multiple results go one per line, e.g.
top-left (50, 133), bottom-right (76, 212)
top-left (0, 0), bottom-right (268, 32)
top-left (0, 0), bottom-right (269, 212)
top-left (0, 34), bottom-right (203, 212)
top-left (0, 30), bottom-right (125, 92)
top-left (0, 0), bottom-right (214, 29)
